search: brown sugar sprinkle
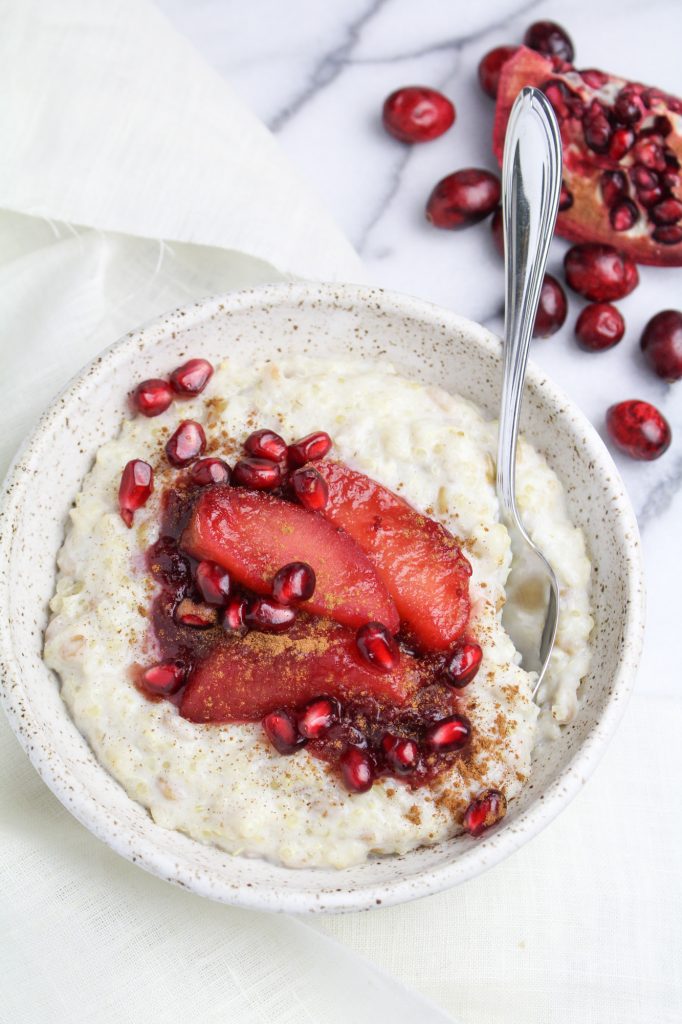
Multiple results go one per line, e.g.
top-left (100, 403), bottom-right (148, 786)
top-left (405, 805), bottom-right (422, 826)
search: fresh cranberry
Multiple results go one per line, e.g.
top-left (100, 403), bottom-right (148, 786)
top-left (523, 20), bottom-right (574, 63)
top-left (262, 709), bottom-right (306, 755)
top-left (564, 244), bottom-right (639, 302)
top-left (382, 86), bottom-right (455, 143)
top-left (340, 746), bottom-right (374, 793)
top-left (424, 715), bottom-right (470, 753)
top-left (189, 458), bottom-right (231, 486)
top-left (298, 697), bottom-right (339, 739)
top-left (356, 622), bottom-right (400, 673)
top-left (444, 641), bottom-right (482, 688)
top-left (133, 378), bottom-right (173, 417)
top-left (381, 733), bottom-right (419, 773)
top-left (640, 310), bottom-right (682, 380)
top-left (491, 205), bottom-right (504, 256)
top-left (246, 597), bottom-right (297, 632)
top-left (426, 169), bottom-right (501, 229)
top-left (169, 358), bottom-right (214, 396)
top-left (462, 789), bottom-right (507, 837)
top-left (533, 274), bottom-right (568, 338)
top-left (165, 420), bottom-right (206, 466)
top-left (244, 428), bottom-right (288, 462)
top-left (606, 400), bottom-right (671, 460)
top-left (195, 561), bottom-right (232, 605)
top-left (477, 46), bottom-right (517, 99)
top-left (232, 457), bottom-right (282, 490)
top-left (290, 465), bottom-right (329, 511)
top-left (118, 459), bottom-right (153, 527)
top-left (575, 303), bottom-right (625, 351)
top-left (272, 562), bottom-right (316, 604)
top-left (174, 598), bottom-right (218, 628)
top-left (141, 660), bottom-right (187, 696)
top-left (287, 431), bottom-right (332, 467)
top-left (222, 595), bottom-right (249, 632)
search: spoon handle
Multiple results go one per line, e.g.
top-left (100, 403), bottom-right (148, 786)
top-left (496, 87), bottom-right (562, 525)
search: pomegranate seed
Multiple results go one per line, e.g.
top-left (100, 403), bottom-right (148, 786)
top-left (653, 115), bottom-right (673, 137)
top-left (169, 358), bottom-right (214, 396)
top-left (640, 310), bottom-right (682, 381)
top-left (579, 69), bottom-right (609, 89)
top-left (290, 465), bottom-right (329, 511)
top-left (148, 537), bottom-right (190, 588)
top-left (630, 165), bottom-right (658, 189)
top-left (356, 622), bottom-right (400, 673)
top-left (653, 225), bottom-right (682, 245)
top-left (491, 205), bottom-right (504, 256)
top-left (165, 420), bottom-right (206, 466)
top-left (340, 746), bottom-right (374, 793)
top-left (575, 304), bottom-right (625, 351)
top-left (381, 733), bottom-right (419, 774)
top-left (600, 170), bottom-right (627, 208)
top-left (272, 561), bottom-right (316, 604)
top-left (246, 597), bottom-right (297, 632)
top-left (287, 431), bottom-right (332, 467)
top-left (262, 709), bottom-right (306, 755)
top-left (633, 138), bottom-right (666, 172)
top-left (559, 182), bottom-right (573, 211)
top-left (118, 459), bottom-right (153, 527)
top-left (424, 715), bottom-right (471, 753)
top-left (222, 595), bottom-right (249, 632)
top-left (298, 697), bottom-right (339, 739)
top-left (541, 80), bottom-right (583, 120)
top-left (606, 400), bottom-right (671, 460)
top-left (564, 244), bottom-right (639, 302)
top-left (649, 198), bottom-right (682, 226)
top-left (195, 560), bottom-right (232, 605)
top-left (533, 274), bottom-right (567, 338)
top-left (244, 428), bottom-right (288, 462)
top-left (662, 170), bottom-right (680, 191)
top-left (444, 641), bottom-right (483, 688)
top-left (141, 660), bottom-right (186, 696)
top-left (614, 89), bottom-right (644, 125)
top-left (189, 457), bottom-right (231, 486)
top-left (174, 598), bottom-right (218, 628)
top-left (523, 20), bottom-right (574, 62)
top-left (463, 789), bottom-right (507, 837)
top-left (477, 46), bottom-right (517, 100)
top-left (133, 378), bottom-right (173, 417)
top-left (382, 86), bottom-right (455, 143)
top-left (610, 199), bottom-right (639, 232)
top-left (232, 457), bottom-right (282, 490)
top-left (637, 185), bottom-right (664, 209)
top-left (583, 104), bottom-right (612, 154)
top-left (426, 169), bottom-right (500, 229)
top-left (608, 127), bottom-right (635, 161)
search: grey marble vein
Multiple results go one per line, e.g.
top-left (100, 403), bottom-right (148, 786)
top-left (636, 454), bottom-right (682, 529)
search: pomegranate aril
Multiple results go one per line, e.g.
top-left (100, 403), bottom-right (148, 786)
top-left (608, 127), bottom-right (635, 161)
top-left (583, 103), bottom-right (612, 154)
top-left (533, 274), bottom-right (567, 338)
top-left (165, 420), bottom-right (206, 466)
top-left (633, 138), bottom-right (666, 172)
top-left (272, 561), bottom-right (316, 605)
top-left (262, 709), bottom-right (306, 755)
top-left (662, 170), bottom-right (681, 191)
top-left (649, 198), bottom-right (682, 226)
top-left (424, 715), bottom-right (471, 753)
top-left (189, 458), bottom-right (231, 486)
top-left (169, 358), bottom-right (214, 396)
top-left (523, 20), bottom-right (574, 63)
top-left (118, 459), bottom-right (153, 527)
top-left (610, 199), bottom-right (639, 232)
top-left (630, 165), bottom-right (658, 190)
top-left (244, 428), bottom-right (288, 462)
top-left (298, 697), bottom-right (339, 739)
top-left (195, 560), bottom-right (232, 605)
top-left (382, 86), bottom-right (455, 143)
top-left (463, 789), bottom-right (507, 837)
top-left (245, 596), bottom-right (297, 632)
top-left (141, 660), bottom-right (186, 696)
top-left (148, 536), bottom-right (190, 587)
top-left (287, 431), bottom-right (332, 467)
top-left (381, 733), bottom-right (419, 774)
top-left (579, 69), bottom-right (608, 90)
top-left (232, 457), bottom-right (282, 490)
top-left (426, 168), bottom-right (501, 229)
top-left (541, 79), bottom-right (583, 121)
top-left (222, 595), bottom-right (249, 632)
top-left (340, 746), bottom-right (374, 793)
top-left (356, 622), bottom-right (400, 673)
top-left (564, 244), bottom-right (639, 302)
top-left (637, 185), bottom-right (664, 209)
top-left (575, 303), bottom-right (625, 351)
top-left (559, 182), bottom-right (573, 211)
top-left (477, 46), bottom-right (517, 100)
top-left (614, 89), bottom-right (644, 125)
top-left (653, 225), bottom-right (682, 245)
top-left (600, 170), bottom-right (627, 208)
top-left (290, 465), bottom-right (329, 511)
top-left (174, 598), bottom-right (218, 628)
top-left (445, 641), bottom-right (483, 688)
top-left (133, 378), bottom-right (173, 417)
top-left (640, 310), bottom-right (682, 381)
top-left (606, 400), bottom-right (671, 460)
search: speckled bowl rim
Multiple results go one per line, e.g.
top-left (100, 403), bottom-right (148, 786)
top-left (0, 282), bottom-right (645, 914)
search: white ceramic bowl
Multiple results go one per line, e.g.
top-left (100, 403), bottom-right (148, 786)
top-left (0, 282), bottom-right (645, 913)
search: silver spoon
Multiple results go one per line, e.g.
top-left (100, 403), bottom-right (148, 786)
top-left (496, 87), bottom-right (562, 700)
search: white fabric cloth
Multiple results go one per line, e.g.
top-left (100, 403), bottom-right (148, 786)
top-left (1, 2), bottom-right (680, 1024)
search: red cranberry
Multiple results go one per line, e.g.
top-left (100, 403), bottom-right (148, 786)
top-left (169, 358), bottom-right (214, 396)
top-left (272, 561), bottom-right (316, 604)
top-left (141, 660), bottom-right (186, 696)
top-left (564, 244), bottom-right (639, 302)
top-left (195, 560), bottom-right (232, 605)
top-left (533, 274), bottom-right (568, 338)
top-left (575, 304), bottom-right (625, 351)
top-left (640, 310), bottom-right (682, 381)
top-left (424, 714), bottom-right (470, 753)
top-left (287, 431), bottom-right (332, 467)
top-left (606, 400), bottom-right (671, 460)
top-left (491, 205), bottom-right (504, 256)
top-left (133, 378), bottom-right (173, 417)
top-left (290, 465), bottom-right (329, 511)
top-left (382, 86), bottom-right (455, 143)
top-left (232, 457), bottom-right (282, 490)
top-left (477, 46), bottom-right (517, 99)
top-left (426, 169), bottom-right (501, 230)
top-left (244, 428), bottom-right (288, 462)
top-left (262, 709), bottom-right (306, 755)
top-left (356, 622), bottom-right (400, 673)
top-left (298, 697), bottom-right (339, 739)
top-left (444, 641), bottom-right (482, 688)
top-left (165, 420), bottom-right (206, 466)
top-left (174, 598), bottom-right (218, 628)
top-left (381, 733), bottom-right (419, 774)
top-left (523, 20), bottom-right (574, 63)
top-left (559, 182), bottom-right (574, 211)
top-left (118, 459), bottom-right (153, 527)
top-left (246, 597), bottom-right (297, 632)
top-left (222, 595), bottom-right (249, 632)
top-left (189, 457), bottom-right (231, 486)
top-left (463, 789), bottom-right (507, 837)
top-left (340, 746), bottom-right (374, 793)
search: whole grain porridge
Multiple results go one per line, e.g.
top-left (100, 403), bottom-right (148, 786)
top-left (44, 356), bottom-right (593, 869)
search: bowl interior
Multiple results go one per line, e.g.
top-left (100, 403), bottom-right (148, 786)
top-left (0, 283), bottom-right (644, 913)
